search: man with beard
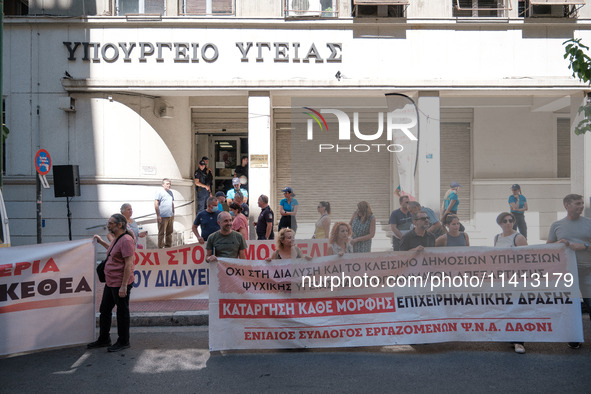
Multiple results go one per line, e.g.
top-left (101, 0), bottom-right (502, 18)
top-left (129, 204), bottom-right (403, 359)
top-left (399, 210), bottom-right (436, 252)
top-left (89, 213), bottom-right (135, 352)
top-left (206, 211), bottom-right (247, 262)
top-left (547, 194), bottom-right (591, 349)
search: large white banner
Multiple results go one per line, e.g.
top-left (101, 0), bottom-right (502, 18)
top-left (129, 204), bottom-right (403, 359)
top-left (0, 239), bottom-right (95, 355)
top-left (209, 244), bottom-right (584, 351)
top-left (131, 239), bottom-right (328, 301)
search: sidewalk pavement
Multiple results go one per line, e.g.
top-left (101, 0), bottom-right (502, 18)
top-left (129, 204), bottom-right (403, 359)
top-left (94, 279), bottom-right (209, 327)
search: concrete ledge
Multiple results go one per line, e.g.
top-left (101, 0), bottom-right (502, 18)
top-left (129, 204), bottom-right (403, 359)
top-left (96, 311), bottom-right (209, 327)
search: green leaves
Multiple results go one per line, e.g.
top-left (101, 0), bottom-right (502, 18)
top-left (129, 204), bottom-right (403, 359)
top-left (564, 38), bottom-right (591, 134)
top-left (563, 38), bottom-right (591, 83)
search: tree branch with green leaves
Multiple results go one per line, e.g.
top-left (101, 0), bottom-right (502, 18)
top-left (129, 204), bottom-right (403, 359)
top-left (564, 38), bottom-right (591, 135)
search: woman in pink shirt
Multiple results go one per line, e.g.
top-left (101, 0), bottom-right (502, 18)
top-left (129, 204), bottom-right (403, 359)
top-left (230, 202), bottom-right (248, 239)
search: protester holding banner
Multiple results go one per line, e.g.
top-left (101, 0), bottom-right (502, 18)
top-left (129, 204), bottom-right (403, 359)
top-left (494, 211), bottom-right (528, 354)
top-left (206, 212), bottom-right (247, 262)
top-left (267, 228), bottom-right (312, 260)
top-left (494, 212), bottom-right (527, 248)
top-left (409, 201), bottom-right (445, 239)
top-left (547, 193), bottom-right (591, 349)
top-left (436, 214), bottom-right (469, 247)
top-left (313, 201), bottom-right (331, 239)
top-left (90, 213), bottom-right (135, 352)
top-left (328, 222), bottom-right (353, 256)
top-left (350, 201), bottom-right (376, 253)
top-left (399, 211), bottom-right (436, 252)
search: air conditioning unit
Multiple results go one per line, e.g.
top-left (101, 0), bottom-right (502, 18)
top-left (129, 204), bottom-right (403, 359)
top-left (289, 0), bottom-right (322, 16)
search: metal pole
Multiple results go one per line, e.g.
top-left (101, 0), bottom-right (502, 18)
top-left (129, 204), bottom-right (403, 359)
top-left (66, 197), bottom-right (72, 241)
top-left (36, 106), bottom-right (42, 243)
top-left (1, 0), bottom-right (4, 188)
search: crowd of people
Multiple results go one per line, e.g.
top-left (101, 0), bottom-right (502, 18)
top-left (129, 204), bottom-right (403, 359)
top-left (90, 174), bottom-right (590, 355)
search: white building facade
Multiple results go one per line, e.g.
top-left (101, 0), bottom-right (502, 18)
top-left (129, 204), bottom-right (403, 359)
top-left (2, 0), bottom-right (591, 247)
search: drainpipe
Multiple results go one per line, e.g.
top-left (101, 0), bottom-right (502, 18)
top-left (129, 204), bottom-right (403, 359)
top-left (0, 0), bottom-right (4, 187)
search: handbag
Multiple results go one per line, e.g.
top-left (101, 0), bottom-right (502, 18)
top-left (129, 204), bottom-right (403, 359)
top-left (96, 259), bottom-right (107, 283)
top-left (96, 233), bottom-right (126, 283)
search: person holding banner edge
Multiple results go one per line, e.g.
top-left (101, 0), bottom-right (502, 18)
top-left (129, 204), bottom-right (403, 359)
top-left (547, 194), bottom-right (591, 350)
top-left (90, 213), bottom-right (135, 352)
top-left (494, 212), bottom-right (528, 354)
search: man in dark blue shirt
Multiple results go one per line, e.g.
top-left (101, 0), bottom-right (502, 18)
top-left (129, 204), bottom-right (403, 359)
top-left (389, 195), bottom-right (413, 251)
top-left (192, 197), bottom-right (221, 244)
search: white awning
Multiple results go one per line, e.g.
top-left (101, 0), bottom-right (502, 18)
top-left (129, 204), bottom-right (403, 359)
top-left (353, 0), bottom-right (410, 5)
top-left (529, 0), bottom-right (584, 4)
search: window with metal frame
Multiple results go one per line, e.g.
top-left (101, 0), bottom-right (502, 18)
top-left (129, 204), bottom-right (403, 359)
top-left (284, 0), bottom-right (339, 17)
top-left (519, 0), bottom-right (584, 17)
top-left (353, 0), bottom-right (409, 17)
top-left (116, 0), bottom-right (165, 15)
top-left (453, 0), bottom-right (512, 17)
top-left (182, 0), bottom-right (235, 15)
top-left (4, 0), bottom-right (29, 15)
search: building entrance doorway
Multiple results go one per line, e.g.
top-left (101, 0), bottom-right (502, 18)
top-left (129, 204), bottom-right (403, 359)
top-left (210, 136), bottom-right (248, 195)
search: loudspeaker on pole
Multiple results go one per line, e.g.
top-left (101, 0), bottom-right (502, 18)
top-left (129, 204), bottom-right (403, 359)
top-left (53, 165), bottom-right (81, 198)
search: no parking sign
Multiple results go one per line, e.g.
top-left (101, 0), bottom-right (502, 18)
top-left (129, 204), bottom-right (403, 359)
top-left (35, 149), bottom-right (51, 175)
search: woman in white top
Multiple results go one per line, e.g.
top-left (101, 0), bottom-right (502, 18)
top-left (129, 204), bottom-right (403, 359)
top-left (494, 212), bottom-right (527, 248)
top-left (494, 211), bottom-right (527, 354)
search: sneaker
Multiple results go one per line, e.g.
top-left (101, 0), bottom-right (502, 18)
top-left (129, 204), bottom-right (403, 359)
top-left (87, 339), bottom-right (111, 349)
top-left (514, 344), bottom-right (526, 354)
top-left (568, 342), bottom-right (582, 349)
top-left (107, 341), bottom-right (130, 352)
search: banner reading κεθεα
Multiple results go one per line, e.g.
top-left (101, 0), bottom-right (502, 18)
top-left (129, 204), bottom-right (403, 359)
top-left (209, 244), bottom-right (583, 351)
top-left (0, 239), bottom-right (95, 355)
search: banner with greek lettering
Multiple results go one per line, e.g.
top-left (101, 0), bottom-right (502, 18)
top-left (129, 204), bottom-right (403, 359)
top-left (131, 239), bottom-right (328, 301)
top-left (208, 244), bottom-right (583, 351)
top-left (0, 239), bottom-right (95, 355)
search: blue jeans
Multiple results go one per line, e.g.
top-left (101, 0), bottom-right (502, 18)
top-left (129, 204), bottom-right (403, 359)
top-left (99, 284), bottom-right (133, 345)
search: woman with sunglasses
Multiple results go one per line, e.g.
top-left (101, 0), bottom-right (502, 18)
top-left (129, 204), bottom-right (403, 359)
top-left (494, 212), bottom-right (527, 248)
top-left (494, 212), bottom-right (528, 354)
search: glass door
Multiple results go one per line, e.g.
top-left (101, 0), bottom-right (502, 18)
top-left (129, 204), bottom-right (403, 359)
top-left (211, 137), bottom-right (241, 194)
